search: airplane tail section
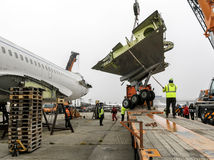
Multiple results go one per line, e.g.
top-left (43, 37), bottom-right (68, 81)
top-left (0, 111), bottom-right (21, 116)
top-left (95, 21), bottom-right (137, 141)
top-left (66, 51), bottom-right (79, 72)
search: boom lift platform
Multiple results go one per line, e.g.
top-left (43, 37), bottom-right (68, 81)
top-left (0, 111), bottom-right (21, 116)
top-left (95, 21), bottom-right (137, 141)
top-left (187, 0), bottom-right (214, 49)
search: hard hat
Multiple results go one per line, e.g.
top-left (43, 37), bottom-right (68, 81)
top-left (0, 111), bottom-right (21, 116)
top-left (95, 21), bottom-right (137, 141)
top-left (169, 78), bottom-right (173, 83)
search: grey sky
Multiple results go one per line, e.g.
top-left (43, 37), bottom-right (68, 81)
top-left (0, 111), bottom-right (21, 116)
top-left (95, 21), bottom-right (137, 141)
top-left (0, 0), bottom-right (213, 104)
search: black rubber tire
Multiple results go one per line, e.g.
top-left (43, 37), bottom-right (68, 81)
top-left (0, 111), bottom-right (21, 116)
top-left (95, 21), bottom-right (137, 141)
top-left (201, 111), bottom-right (207, 124)
top-left (209, 118), bottom-right (214, 125)
top-left (122, 98), bottom-right (131, 109)
top-left (131, 94), bottom-right (140, 105)
top-left (140, 89), bottom-right (149, 100)
top-left (129, 103), bottom-right (135, 109)
top-left (149, 91), bottom-right (155, 101)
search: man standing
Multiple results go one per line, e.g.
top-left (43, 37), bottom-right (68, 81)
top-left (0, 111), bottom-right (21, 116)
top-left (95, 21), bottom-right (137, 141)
top-left (111, 106), bottom-right (118, 121)
top-left (189, 103), bottom-right (195, 120)
top-left (183, 104), bottom-right (189, 119)
top-left (163, 78), bottom-right (177, 118)
top-left (121, 106), bottom-right (126, 121)
top-left (98, 103), bottom-right (104, 126)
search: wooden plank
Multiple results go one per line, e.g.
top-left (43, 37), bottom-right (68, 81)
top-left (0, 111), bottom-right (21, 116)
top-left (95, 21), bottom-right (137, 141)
top-left (161, 132), bottom-right (192, 158)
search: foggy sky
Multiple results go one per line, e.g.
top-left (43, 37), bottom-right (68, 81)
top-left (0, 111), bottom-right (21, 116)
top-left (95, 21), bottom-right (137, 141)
top-left (0, 0), bottom-right (213, 104)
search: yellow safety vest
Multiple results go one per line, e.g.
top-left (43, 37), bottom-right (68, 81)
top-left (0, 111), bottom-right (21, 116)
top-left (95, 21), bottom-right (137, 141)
top-left (163, 83), bottom-right (177, 98)
top-left (99, 107), bottom-right (104, 118)
top-left (121, 106), bottom-right (126, 115)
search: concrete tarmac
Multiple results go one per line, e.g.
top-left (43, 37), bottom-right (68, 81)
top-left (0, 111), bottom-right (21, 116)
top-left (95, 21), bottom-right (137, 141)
top-left (0, 112), bottom-right (134, 160)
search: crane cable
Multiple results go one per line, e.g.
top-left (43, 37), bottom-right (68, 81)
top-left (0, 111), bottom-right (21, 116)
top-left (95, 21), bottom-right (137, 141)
top-left (130, 0), bottom-right (140, 41)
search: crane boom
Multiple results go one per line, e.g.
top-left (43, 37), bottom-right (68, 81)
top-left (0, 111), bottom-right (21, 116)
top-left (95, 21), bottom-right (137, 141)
top-left (187, 0), bottom-right (214, 49)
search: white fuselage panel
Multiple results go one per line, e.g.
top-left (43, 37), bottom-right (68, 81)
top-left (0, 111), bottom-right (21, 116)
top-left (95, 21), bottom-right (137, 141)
top-left (0, 36), bottom-right (89, 100)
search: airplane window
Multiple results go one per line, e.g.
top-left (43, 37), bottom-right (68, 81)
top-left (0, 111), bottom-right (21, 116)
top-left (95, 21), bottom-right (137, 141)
top-left (38, 62), bottom-right (41, 67)
top-left (25, 57), bottom-right (29, 63)
top-left (14, 52), bottom-right (18, 58)
top-left (1, 47), bottom-right (5, 53)
top-left (34, 61), bottom-right (37, 66)
top-left (20, 55), bottom-right (24, 61)
top-left (30, 59), bottom-right (33, 64)
top-left (8, 50), bottom-right (12, 56)
top-left (41, 64), bottom-right (44, 69)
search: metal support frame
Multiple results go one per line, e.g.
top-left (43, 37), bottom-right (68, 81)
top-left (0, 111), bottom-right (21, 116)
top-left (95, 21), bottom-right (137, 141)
top-left (120, 121), bottom-right (144, 149)
top-left (50, 103), bottom-right (74, 135)
top-left (42, 109), bottom-right (50, 131)
top-left (143, 74), bottom-right (151, 88)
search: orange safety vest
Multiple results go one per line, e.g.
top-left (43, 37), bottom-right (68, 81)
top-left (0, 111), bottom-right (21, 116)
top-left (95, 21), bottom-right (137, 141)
top-left (65, 108), bottom-right (71, 117)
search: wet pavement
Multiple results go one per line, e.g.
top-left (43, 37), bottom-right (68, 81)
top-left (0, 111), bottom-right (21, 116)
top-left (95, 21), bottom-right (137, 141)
top-left (0, 112), bottom-right (134, 160)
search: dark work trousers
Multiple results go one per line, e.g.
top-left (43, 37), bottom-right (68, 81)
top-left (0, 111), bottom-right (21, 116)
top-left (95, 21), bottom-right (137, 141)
top-left (190, 113), bottom-right (194, 120)
top-left (142, 99), bottom-right (151, 110)
top-left (166, 98), bottom-right (176, 116)
top-left (99, 115), bottom-right (104, 126)
top-left (121, 114), bottom-right (125, 121)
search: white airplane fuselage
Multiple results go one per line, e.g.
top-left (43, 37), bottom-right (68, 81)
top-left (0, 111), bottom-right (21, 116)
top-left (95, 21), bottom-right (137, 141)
top-left (0, 36), bottom-right (90, 102)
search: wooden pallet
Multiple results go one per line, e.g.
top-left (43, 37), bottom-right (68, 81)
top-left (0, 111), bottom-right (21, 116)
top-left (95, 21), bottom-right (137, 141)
top-left (8, 126), bottom-right (42, 132)
top-left (10, 99), bottom-right (43, 103)
top-left (10, 95), bottom-right (42, 100)
top-left (8, 138), bottom-right (42, 152)
top-left (10, 91), bottom-right (42, 96)
top-left (27, 142), bottom-right (42, 152)
top-left (9, 122), bottom-right (42, 127)
top-left (10, 102), bottom-right (42, 106)
top-left (10, 87), bottom-right (43, 92)
top-left (8, 134), bottom-right (42, 140)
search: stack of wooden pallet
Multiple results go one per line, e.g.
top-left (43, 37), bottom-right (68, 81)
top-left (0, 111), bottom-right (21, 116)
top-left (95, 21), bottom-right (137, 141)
top-left (8, 87), bottom-right (43, 152)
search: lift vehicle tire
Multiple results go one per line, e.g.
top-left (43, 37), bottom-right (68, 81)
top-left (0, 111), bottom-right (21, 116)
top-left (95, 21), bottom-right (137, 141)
top-left (201, 111), bottom-right (207, 124)
top-left (122, 98), bottom-right (131, 109)
top-left (129, 103), bottom-right (135, 109)
top-left (131, 94), bottom-right (140, 105)
top-left (209, 118), bottom-right (214, 125)
top-left (149, 91), bottom-right (155, 101)
top-left (140, 89), bottom-right (149, 100)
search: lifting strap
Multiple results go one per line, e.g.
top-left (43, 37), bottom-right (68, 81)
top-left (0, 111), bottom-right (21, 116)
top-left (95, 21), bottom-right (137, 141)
top-left (128, 50), bottom-right (164, 88)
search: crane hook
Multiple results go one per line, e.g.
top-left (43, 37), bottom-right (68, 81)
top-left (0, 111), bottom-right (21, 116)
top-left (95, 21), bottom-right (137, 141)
top-left (133, 0), bottom-right (140, 18)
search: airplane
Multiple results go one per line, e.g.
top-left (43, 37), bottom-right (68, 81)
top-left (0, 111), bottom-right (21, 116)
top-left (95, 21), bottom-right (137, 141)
top-left (0, 36), bottom-right (92, 104)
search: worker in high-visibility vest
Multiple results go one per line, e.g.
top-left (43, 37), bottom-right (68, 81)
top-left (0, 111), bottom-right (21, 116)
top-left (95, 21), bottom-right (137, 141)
top-left (98, 103), bottom-right (104, 126)
top-left (163, 78), bottom-right (177, 118)
top-left (121, 106), bottom-right (126, 121)
top-left (65, 106), bottom-right (72, 128)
